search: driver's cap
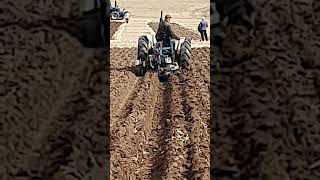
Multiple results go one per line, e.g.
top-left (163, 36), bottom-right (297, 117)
top-left (165, 14), bottom-right (172, 18)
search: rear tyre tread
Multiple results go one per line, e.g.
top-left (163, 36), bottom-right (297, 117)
top-left (180, 37), bottom-right (192, 69)
top-left (136, 36), bottom-right (150, 76)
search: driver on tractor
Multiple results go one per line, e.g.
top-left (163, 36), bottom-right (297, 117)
top-left (156, 14), bottom-right (180, 47)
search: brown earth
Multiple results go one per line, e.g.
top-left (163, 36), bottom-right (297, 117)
top-left (212, 0), bottom-right (320, 179)
top-left (148, 22), bottom-right (201, 40)
top-left (110, 22), bottom-right (123, 39)
top-left (110, 47), bottom-right (210, 179)
top-left (1, 0), bottom-right (107, 179)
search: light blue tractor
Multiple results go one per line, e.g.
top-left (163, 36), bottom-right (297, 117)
top-left (135, 11), bottom-right (192, 81)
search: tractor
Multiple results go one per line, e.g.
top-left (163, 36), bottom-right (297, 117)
top-left (110, 0), bottom-right (130, 23)
top-left (135, 11), bottom-right (192, 81)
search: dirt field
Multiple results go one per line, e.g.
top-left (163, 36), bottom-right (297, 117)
top-left (110, 22), bottom-right (123, 39)
top-left (110, 47), bottom-right (210, 179)
top-left (212, 0), bottom-right (320, 179)
top-left (110, 0), bottom-right (210, 178)
top-left (1, 0), bottom-right (107, 179)
top-left (148, 22), bottom-right (201, 40)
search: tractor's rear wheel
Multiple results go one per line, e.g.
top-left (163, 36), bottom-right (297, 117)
top-left (135, 36), bottom-right (149, 76)
top-left (138, 36), bottom-right (149, 59)
top-left (180, 37), bottom-right (192, 69)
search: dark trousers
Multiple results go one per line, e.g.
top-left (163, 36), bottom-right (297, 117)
top-left (200, 30), bottom-right (208, 41)
top-left (161, 38), bottom-right (171, 47)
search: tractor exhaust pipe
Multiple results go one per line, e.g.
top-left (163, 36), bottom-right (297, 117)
top-left (160, 10), bottom-right (163, 23)
top-left (115, 0), bottom-right (117, 7)
top-left (155, 10), bottom-right (163, 41)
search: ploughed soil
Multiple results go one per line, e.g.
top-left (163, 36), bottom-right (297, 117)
top-left (148, 22), bottom-right (201, 40)
top-left (110, 47), bottom-right (210, 179)
top-left (1, 0), bottom-right (107, 179)
top-left (110, 22), bottom-right (123, 39)
top-left (211, 0), bottom-right (320, 179)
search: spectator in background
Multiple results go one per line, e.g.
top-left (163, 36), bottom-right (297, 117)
top-left (124, 10), bottom-right (130, 23)
top-left (198, 17), bottom-right (209, 41)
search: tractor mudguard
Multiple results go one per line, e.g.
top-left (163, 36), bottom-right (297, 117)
top-left (138, 34), bottom-right (155, 50)
top-left (175, 37), bottom-right (186, 54)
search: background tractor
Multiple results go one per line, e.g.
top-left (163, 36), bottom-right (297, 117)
top-left (110, 0), bottom-right (130, 23)
top-left (135, 11), bottom-right (192, 81)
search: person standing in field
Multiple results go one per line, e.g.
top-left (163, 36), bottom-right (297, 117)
top-left (124, 11), bottom-right (130, 23)
top-left (198, 17), bottom-right (209, 41)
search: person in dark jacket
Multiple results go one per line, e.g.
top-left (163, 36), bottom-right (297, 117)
top-left (198, 17), bottom-right (209, 41)
top-left (156, 14), bottom-right (180, 47)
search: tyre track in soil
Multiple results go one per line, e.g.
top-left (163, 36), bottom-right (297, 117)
top-left (149, 48), bottom-right (210, 179)
top-left (152, 76), bottom-right (193, 179)
top-left (110, 72), bottom-right (161, 179)
top-left (110, 70), bottom-right (138, 119)
top-left (110, 48), bottom-right (137, 70)
top-left (180, 48), bottom-right (210, 179)
top-left (110, 47), bottom-right (210, 179)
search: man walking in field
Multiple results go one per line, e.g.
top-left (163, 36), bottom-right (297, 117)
top-left (198, 17), bottom-right (209, 41)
